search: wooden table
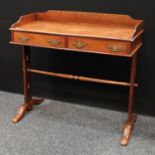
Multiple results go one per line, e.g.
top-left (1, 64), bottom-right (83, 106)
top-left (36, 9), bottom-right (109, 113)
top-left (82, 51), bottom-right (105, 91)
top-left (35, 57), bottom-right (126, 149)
top-left (10, 10), bottom-right (144, 146)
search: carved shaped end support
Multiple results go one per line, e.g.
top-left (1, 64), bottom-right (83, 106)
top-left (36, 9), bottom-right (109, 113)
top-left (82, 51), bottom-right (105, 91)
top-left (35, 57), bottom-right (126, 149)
top-left (12, 98), bottom-right (44, 123)
top-left (120, 114), bottom-right (137, 146)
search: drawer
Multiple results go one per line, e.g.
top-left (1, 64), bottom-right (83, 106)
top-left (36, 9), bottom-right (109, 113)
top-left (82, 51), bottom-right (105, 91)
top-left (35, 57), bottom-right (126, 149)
top-left (13, 32), bottom-right (65, 48)
top-left (68, 37), bottom-right (129, 55)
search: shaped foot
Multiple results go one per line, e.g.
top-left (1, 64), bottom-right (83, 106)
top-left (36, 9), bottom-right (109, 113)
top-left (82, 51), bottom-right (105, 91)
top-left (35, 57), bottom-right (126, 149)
top-left (120, 114), bottom-right (137, 146)
top-left (12, 98), bottom-right (44, 123)
top-left (31, 98), bottom-right (44, 105)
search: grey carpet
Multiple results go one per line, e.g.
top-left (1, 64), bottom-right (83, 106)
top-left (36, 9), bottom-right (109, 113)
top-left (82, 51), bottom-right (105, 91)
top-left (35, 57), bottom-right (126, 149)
top-left (0, 90), bottom-right (154, 155)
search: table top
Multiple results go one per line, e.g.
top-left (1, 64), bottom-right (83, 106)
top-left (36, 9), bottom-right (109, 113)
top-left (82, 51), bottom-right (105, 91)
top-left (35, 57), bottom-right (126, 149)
top-left (10, 10), bottom-right (144, 41)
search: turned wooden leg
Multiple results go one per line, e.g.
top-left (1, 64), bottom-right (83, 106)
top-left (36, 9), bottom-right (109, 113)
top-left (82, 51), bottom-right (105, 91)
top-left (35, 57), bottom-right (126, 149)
top-left (12, 46), bottom-right (44, 123)
top-left (120, 53), bottom-right (138, 146)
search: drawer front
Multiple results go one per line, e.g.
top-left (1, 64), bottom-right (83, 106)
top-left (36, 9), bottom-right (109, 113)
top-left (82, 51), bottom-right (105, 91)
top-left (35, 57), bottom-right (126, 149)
top-left (13, 32), bottom-right (65, 48)
top-left (68, 37), bottom-right (129, 55)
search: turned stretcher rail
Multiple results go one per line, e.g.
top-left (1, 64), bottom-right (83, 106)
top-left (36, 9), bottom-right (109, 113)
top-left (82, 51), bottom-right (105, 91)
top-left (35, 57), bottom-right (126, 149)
top-left (27, 69), bottom-right (138, 87)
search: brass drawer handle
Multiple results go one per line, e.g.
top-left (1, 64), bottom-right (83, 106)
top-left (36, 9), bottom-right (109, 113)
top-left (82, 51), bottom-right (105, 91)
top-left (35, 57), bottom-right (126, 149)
top-left (48, 40), bottom-right (62, 46)
top-left (18, 37), bottom-right (30, 42)
top-left (108, 45), bottom-right (122, 52)
top-left (73, 41), bottom-right (87, 49)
